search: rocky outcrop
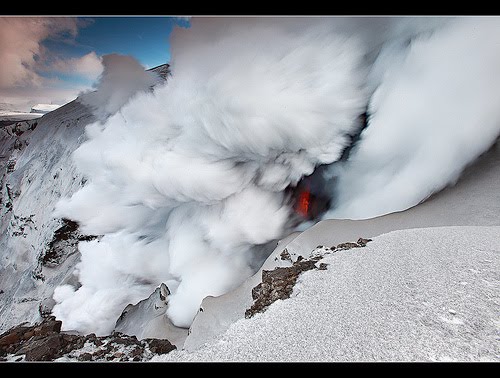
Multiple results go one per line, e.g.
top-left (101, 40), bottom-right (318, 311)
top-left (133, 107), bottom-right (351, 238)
top-left (0, 316), bottom-right (176, 362)
top-left (183, 234), bottom-right (372, 352)
top-left (245, 238), bottom-right (372, 318)
top-left (245, 256), bottom-right (321, 318)
top-left (0, 316), bottom-right (64, 361)
top-left (148, 64), bottom-right (170, 81)
top-left (114, 283), bottom-right (188, 348)
top-left (42, 218), bottom-right (98, 268)
top-left (336, 237), bottom-right (372, 250)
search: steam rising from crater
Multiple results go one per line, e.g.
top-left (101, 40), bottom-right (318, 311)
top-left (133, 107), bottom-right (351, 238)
top-left (324, 17), bottom-right (500, 219)
top-left (52, 17), bottom-right (369, 332)
top-left (52, 17), bottom-right (500, 335)
top-left (78, 54), bottom-right (159, 120)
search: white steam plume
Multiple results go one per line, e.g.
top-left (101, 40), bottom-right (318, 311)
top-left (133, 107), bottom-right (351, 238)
top-left (325, 17), bottom-right (500, 220)
top-left (52, 17), bottom-right (370, 332)
top-left (78, 54), bottom-right (159, 120)
top-left (53, 17), bottom-right (498, 334)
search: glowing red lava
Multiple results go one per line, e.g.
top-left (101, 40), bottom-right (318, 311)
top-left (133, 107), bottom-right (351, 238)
top-left (296, 189), bottom-right (311, 218)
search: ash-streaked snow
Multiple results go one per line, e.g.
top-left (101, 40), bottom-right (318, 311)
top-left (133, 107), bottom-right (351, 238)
top-left (0, 111), bottom-right (42, 123)
top-left (30, 104), bottom-right (61, 114)
top-left (0, 61), bottom-right (169, 334)
top-left (0, 103), bottom-right (60, 124)
top-left (52, 17), bottom-right (500, 336)
top-left (1, 16), bottom-right (500, 360)
top-left (154, 226), bottom-right (500, 362)
top-left (51, 17), bottom-right (371, 332)
top-left (0, 99), bottom-right (95, 333)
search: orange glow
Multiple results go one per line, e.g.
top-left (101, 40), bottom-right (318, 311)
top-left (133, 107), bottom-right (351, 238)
top-left (296, 189), bottom-right (311, 217)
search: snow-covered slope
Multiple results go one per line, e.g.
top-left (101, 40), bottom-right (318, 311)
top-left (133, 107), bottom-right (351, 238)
top-left (180, 139), bottom-right (500, 353)
top-left (0, 99), bottom-right (95, 332)
top-left (0, 103), bottom-right (50, 124)
top-left (30, 104), bottom-right (62, 114)
top-left (0, 48), bottom-right (498, 361)
top-left (0, 64), bottom-right (170, 334)
top-left (155, 225), bottom-right (499, 361)
top-left (114, 283), bottom-right (188, 348)
top-left (0, 112), bottom-right (42, 125)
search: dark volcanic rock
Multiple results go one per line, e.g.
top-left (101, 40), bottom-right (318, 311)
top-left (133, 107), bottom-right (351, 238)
top-left (279, 248), bottom-right (292, 262)
top-left (131, 347), bottom-right (143, 357)
top-left (33, 318), bottom-right (62, 335)
top-left (42, 218), bottom-right (98, 267)
top-left (0, 315), bottom-right (175, 361)
top-left (143, 338), bottom-right (176, 354)
top-left (336, 241), bottom-right (361, 250)
top-left (148, 63), bottom-right (170, 81)
top-left (19, 334), bottom-right (62, 361)
top-left (0, 317), bottom-right (61, 358)
top-left (6, 159), bottom-right (16, 173)
top-left (335, 237), bottom-right (372, 250)
top-left (357, 237), bottom-right (372, 247)
top-left (78, 352), bottom-right (92, 361)
top-left (246, 238), bottom-right (372, 318)
top-left (60, 333), bottom-right (85, 353)
top-left (317, 263), bottom-right (329, 270)
top-left (0, 325), bottom-right (32, 354)
top-left (245, 257), bottom-right (320, 319)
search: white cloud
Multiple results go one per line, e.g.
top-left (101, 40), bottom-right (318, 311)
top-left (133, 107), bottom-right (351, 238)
top-left (0, 86), bottom-right (86, 111)
top-left (51, 52), bottom-right (104, 80)
top-left (0, 17), bottom-right (81, 88)
top-left (0, 17), bottom-right (96, 107)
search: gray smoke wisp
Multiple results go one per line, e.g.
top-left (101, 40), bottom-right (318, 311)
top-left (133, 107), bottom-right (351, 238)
top-left (78, 54), bottom-right (159, 120)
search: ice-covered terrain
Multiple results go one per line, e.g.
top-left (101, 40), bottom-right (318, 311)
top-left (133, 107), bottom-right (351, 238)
top-left (0, 99), bottom-right (94, 332)
top-left (0, 103), bottom-right (59, 125)
top-left (0, 111), bottom-right (42, 125)
top-left (49, 17), bottom-right (500, 338)
top-left (0, 16), bottom-right (499, 362)
top-left (178, 139), bottom-right (500, 354)
top-left (0, 63), bottom-right (169, 334)
top-left (29, 104), bottom-right (61, 114)
top-left (154, 226), bottom-right (499, 362)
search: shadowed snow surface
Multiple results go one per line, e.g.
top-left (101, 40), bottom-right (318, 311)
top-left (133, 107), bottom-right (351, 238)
top-left (154, 226), bottom-right (499, 362)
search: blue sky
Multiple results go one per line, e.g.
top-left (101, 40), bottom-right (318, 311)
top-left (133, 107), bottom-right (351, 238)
top-left (49, 17), bottom-right (188, 68)
top-left (0, 16), bottom-right (190, 109)
top-left (43, 17), bottom-right (190, 88)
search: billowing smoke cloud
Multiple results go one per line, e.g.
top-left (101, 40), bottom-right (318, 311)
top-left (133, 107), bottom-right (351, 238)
top-left (52, 17), bottom-right (370, 332)
top-left (52, 16), bottom-right (500, 335)
top-left (78, 54), bottom-right (158, 120)
top-left (324, 17), bottom-right (500, 220)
